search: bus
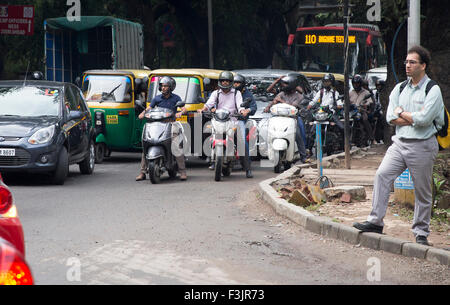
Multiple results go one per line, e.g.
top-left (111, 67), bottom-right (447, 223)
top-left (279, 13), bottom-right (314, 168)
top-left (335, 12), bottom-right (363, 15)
top-left (286, 24), bottom-right (387, 78)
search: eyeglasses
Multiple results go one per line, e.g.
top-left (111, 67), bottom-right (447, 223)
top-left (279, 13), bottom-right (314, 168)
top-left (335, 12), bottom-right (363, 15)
top-left (403, 60), bottom-right (421, 65)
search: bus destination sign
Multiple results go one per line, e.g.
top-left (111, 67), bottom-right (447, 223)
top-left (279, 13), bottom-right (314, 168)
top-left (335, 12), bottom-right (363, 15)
top-left (304, 34), bottom-right (356, 45)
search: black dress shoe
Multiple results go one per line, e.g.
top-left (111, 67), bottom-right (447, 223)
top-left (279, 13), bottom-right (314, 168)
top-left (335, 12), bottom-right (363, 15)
top-left (353, 221), bottom-right (383, 234)
top-left (246, 170), bottom-right (253, 178)
top-left (416, 235), bottom-right (430, 246)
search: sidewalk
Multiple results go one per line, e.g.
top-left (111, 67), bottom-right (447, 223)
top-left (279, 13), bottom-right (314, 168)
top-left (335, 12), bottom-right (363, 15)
top-left (258, 144), bottom-right (450, 266)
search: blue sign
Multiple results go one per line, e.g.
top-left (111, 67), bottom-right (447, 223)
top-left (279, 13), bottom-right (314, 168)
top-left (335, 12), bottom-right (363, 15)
top-left (394, 169), bottom-right (414, 190)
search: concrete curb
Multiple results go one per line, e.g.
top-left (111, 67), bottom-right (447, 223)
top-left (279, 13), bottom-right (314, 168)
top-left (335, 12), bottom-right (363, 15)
top-left (257, 152), bottom-right (450, 267)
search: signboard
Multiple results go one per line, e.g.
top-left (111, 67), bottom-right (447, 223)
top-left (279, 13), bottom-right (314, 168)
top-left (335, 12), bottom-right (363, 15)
top-left (394, 169), bottom-right (414, 190)
top-left (0, 5), bottom-right (34, 36)
top-left (304, 34), bottom-right (356, 44)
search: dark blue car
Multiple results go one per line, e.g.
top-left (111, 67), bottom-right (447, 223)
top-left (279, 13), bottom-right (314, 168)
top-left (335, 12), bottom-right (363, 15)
top-left (0, 80), bottom-right (95, 184)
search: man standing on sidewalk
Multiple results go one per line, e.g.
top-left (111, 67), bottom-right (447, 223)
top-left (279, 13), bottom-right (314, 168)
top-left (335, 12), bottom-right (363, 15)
top-left (353, 45), bottom-right (445, 246)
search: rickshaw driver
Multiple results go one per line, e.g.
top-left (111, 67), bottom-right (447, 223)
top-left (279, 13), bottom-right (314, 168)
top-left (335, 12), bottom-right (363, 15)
top-left (136, 76), bottom-right (188, 181)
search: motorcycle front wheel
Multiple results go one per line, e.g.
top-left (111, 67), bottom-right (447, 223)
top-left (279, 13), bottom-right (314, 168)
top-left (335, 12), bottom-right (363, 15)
top-left (148, 159), bottom-right (161, 184)
top-left (215, 156), bottom-right (223, 181)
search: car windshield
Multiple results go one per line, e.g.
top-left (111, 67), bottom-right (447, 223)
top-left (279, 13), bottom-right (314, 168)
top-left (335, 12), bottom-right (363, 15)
top-left (0, 86), bottom-right (60, 117)
top-left (82, 75), bottom-right (131, 102)
top-left (148, 76), bottom-right (201, 104)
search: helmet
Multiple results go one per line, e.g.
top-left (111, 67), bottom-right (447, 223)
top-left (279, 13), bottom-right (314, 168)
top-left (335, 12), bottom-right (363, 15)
top-left (322, 73), bottom-right (335, 85)
top-left (159, 76), bottom-right (176, 92)
top-left (352, 74), bottom-right (363, 91)
top-left (352, 74), bottom-right (363, 85)
top-left (233, 73), bottom-right (246, 91)
top-left (218, 71), bottom-right (234, 89)
top-left (280, 74), bottom-right (298, 92)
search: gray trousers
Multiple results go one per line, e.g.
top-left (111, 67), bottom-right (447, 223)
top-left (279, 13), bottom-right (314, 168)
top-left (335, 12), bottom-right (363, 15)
top-left (368, 135), bottom-right (439, 237)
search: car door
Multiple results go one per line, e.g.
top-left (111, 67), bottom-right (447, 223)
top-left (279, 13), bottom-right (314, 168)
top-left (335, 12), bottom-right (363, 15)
top-left (64, 85), bottom-right (83, 161)
top-left (70, 85), bottom-right (91, 155)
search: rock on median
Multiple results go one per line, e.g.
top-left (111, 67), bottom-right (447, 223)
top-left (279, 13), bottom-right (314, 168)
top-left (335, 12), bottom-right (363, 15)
top-left (323, 185), bottom-right (366, 202)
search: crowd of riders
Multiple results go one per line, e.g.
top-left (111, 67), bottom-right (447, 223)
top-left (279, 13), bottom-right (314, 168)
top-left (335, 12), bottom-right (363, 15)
top-left (136, 70), bottom-right (387, 182)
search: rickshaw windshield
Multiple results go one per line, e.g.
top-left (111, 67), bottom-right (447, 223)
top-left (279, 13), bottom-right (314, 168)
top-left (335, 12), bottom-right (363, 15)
top-left (83, 75), bottom-right (131, 103)
top-left (148, 76), bottom-right (201, 104)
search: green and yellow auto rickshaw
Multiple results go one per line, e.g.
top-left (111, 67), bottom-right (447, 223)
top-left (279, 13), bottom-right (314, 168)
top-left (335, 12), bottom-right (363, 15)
top-left (146, 68), bottom-right (224, 157)
top-left (81, 69), bottom-right (151, 163)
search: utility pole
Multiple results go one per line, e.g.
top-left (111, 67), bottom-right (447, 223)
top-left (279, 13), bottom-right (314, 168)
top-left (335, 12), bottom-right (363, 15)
top-left (407, 0), bottom-right (420, 49)
top-left (343, 0), bottom-right (351, 169)
top-left (207, 0), bottom-right (214, 68)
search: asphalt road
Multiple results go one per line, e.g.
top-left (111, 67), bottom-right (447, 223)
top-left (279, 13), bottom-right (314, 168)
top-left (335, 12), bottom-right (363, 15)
top-left (6, 152), bottom-right (449, 285)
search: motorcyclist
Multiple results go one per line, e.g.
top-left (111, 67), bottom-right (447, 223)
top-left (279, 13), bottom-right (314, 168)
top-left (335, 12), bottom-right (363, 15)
top-left (198, 71), bottom-right (251, 178)
top-left (263, 74), bottom-right (307, 163)
top-left (233, 73), bottom-right (257, 178)
top-left (349, 74), bottom-right (374, 146)
top-left (136, 76), bottom-right (188, 181)
top-left (266, 73), bottom-right (304, 95)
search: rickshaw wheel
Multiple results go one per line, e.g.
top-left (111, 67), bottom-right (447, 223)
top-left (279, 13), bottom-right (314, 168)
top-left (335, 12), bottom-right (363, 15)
top-left (95, 143), bottom-right (105, 164)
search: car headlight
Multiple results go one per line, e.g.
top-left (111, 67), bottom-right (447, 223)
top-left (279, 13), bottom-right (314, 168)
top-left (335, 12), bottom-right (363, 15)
top-left (28, 125), bottom-right (55, 145)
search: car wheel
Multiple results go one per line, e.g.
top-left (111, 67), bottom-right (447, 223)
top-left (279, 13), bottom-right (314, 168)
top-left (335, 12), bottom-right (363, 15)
top-left (51, 147), bottom-right (68, 185)
top-left (79, 141), bottom-right (95, 175)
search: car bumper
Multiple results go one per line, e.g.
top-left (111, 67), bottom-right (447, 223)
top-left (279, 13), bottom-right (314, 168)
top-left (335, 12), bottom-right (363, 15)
top-left (0, 140), bottom-right (59, 173)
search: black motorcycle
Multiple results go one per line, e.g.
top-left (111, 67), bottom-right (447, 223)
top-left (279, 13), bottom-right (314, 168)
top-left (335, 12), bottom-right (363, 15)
top-left (142, 101), bottom-right (185, 184)
top-left (309, 105), bottom-right (344, 156)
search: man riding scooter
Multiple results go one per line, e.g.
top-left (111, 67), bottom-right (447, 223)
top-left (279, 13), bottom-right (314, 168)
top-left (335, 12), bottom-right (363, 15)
top-left (198, 71), bottom-right (254, 178)
top-left (264, 74), bottom-right (307, 163)
top-left (233, 73), bottom-right (257, 178)
top-left (136, 76), bottom-right (188, 181)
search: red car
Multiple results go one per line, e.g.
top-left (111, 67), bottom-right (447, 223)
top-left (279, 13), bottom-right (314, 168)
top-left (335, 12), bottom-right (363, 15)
top-left (0, 173), bottom-right (33, 285)
top-left (0, 237), bottom-right (33, 285)
top-left (0, 173), bottom-right (25, 256)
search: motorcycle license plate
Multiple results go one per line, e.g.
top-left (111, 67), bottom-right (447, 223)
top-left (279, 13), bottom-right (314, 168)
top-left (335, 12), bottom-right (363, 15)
top-left (176, 115), bottom-right (187, 123)
top-left (0, 149), bottom-right (15, 157)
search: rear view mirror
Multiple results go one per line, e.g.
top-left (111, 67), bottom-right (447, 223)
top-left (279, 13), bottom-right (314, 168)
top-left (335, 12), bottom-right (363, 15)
top-left (68, 110), bottom-right (83, 121)
top-left (175, 101), bottom-right (186, 108)
top-left (74, 77), bottom-right (81, 88)
top-left (203, 78), bottom-right (211, 86)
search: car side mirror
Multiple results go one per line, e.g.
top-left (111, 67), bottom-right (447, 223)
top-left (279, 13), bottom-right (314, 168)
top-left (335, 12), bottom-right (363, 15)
top-left (68, 110), bottom-right (83, 121)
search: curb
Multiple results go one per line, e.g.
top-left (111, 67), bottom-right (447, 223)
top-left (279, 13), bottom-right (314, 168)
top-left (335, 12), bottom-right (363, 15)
top-left (257, 155), bottom-right (450, 267)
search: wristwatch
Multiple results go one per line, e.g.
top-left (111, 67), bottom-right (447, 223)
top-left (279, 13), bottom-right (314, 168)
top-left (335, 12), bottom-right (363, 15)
top-left (397, 107), bottom-right (404, 117)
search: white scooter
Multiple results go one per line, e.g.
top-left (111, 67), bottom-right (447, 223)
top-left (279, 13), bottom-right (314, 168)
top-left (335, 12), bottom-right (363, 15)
top-left (266, 103), bottom-right (299, 173)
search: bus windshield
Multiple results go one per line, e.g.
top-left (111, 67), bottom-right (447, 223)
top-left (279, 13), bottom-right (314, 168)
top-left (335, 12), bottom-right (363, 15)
top-left (294, 28), bottom-right (387, 76)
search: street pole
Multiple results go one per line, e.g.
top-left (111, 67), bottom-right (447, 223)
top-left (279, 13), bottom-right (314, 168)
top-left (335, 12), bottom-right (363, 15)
top-left (343, 0), bottom-right (351, 169)
top-left (207, 0), bottom-right (214, 68)
top-left (407, 0), bottom-right (420, 49)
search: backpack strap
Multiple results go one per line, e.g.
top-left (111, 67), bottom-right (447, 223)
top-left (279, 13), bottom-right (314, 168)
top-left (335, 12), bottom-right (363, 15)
top-left (399, 80), bottom-right (408, 94)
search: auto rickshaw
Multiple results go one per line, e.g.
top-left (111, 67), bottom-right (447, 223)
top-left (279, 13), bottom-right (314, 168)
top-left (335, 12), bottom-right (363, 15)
top-left (81, 69), bottom-right (151, 163)
top-left (145, 68), bottom-right (224, 157)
